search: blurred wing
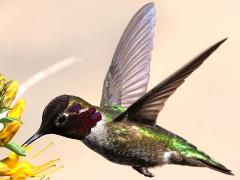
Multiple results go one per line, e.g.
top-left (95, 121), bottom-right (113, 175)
top-left (100, 3), bottom-right (155, 109)
top-left (115, 38), bottom-right (227, 126)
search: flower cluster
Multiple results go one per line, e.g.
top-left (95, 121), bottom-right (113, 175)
top-left (0, 74), bottom-right (24, 155)
top-left (0, 145), bottom-right (61, 180)
top-left (0, 73), bottom-right (62, 179)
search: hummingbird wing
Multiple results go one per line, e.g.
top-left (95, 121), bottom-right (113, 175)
top-left (100, 3), bottom-right (155, 109)
top-left (115, 38), bottom-right (227, 126)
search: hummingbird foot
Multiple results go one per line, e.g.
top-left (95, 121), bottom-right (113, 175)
top-left (132, 166), bottom-right (155, 177)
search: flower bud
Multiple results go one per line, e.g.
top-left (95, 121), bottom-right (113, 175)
top-left (2, 81), bottom-right (18, 108)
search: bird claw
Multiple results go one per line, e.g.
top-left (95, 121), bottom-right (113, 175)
top-left (132, 166), bottom-right (155, 177)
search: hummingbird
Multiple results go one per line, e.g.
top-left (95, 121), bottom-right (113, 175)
top-left (23, 3), bottom-right (233, 177)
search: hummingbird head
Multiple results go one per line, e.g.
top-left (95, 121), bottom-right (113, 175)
top-left (23, 94), bottom-right (102, 146)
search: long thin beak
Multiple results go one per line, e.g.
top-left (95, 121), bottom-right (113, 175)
top-left (22, 132), bottom-right (42, 147)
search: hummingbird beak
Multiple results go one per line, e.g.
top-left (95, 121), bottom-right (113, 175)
top-left (22, 132), bottom-right (42, 147)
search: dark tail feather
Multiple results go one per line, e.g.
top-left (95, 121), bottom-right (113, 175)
top-left (197, 159), bottom-right (234, 176)
top-left (171, 154), bottom-right (234, 175)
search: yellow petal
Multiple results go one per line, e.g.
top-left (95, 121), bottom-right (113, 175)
top-left (7, 99), bottom-right (26, 119)
top-left (0, 121), bottom-right (21, 146)
top-left (0, 162), bottom-right (9, 174)
top-left (8, 162), bottom-right (33, 176)
top-left (8, 152), bottom-right (19, 161)
top-left (2, 80), bottom-right (18, 108)
top-left (0, 74), bottom-right (5, 92)
top-left (12, 174), bottom-right (27, 180)
top-left (0, 144), bottom-right (61, 179)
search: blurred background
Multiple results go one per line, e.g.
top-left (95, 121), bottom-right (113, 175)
top-left (0, 0), bottom-right (239, 179)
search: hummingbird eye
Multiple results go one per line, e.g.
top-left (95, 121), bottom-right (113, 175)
top-left (57, 115), bottom-right (67, 124)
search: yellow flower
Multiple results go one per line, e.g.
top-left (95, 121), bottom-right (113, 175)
top-left (1, 80), bottom-right (18, 110)
top-left (7, 99), bottom-right (25, 120)
top-left (0, 100), bottom-right (25, 147)
top-left (0, 73), bottom-right (62, 179)
top-left (0, 73), bottom-right (26, 155)
top-left (0, 121), bottom-right (21, 147)
top-left (0, 144), bottom-right (62, 180)
top-left (0, 74), bottom-right (5, 92)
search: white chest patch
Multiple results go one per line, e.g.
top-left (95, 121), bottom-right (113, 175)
top-left (89, 119), bottom-right (105, 135)
top-left (86, 119), bottom-right (108, 146)
top-left (163, 151), bottom-right (175, 163)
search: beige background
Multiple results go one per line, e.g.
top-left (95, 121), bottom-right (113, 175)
top-left (0, 0), bottom-right (239, 179)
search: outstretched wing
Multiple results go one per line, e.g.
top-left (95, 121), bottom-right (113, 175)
top-left (100, 3), bottom-right (155, 109)
top-left (115, 38), bottom-right (227, 126)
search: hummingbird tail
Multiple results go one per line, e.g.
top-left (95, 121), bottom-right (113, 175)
top-left (168, 150), bottom-right (233, 175)
top-left (196, 158), bottom-right (234, 175)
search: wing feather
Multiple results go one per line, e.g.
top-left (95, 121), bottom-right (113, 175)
top-left (115, 38), bottom-right (227, 126)
top-left (100, 3), bottom-right (156, 109)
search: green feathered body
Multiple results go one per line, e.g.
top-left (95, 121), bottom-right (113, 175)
top-left (83, 109), bottom-right (231, 175)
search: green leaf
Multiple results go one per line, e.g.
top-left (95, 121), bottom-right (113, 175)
top-left (5, 141), bottom-right (26, 156)
top-left (0, 117), bottom-right (15, 123)
top-left (0, 117), bottom-right (23, 124)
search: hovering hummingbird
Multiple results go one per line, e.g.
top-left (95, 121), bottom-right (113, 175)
top-left (24, 3), bottom-right (233, 177)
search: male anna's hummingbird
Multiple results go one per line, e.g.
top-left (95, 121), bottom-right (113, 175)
top-left (24, 3), bottom-right (233, 177)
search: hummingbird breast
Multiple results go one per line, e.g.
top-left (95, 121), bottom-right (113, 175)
top-left (83, 119), bottom-right (170, 167)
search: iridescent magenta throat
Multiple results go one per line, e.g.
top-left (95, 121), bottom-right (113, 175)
top-left (79, 107), bottom-right (102, 134)
top-left (67, 103), bottom-right (102, 135)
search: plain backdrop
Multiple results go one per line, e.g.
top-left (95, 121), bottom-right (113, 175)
top-left (0, 0), bottom-right (239, 180)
